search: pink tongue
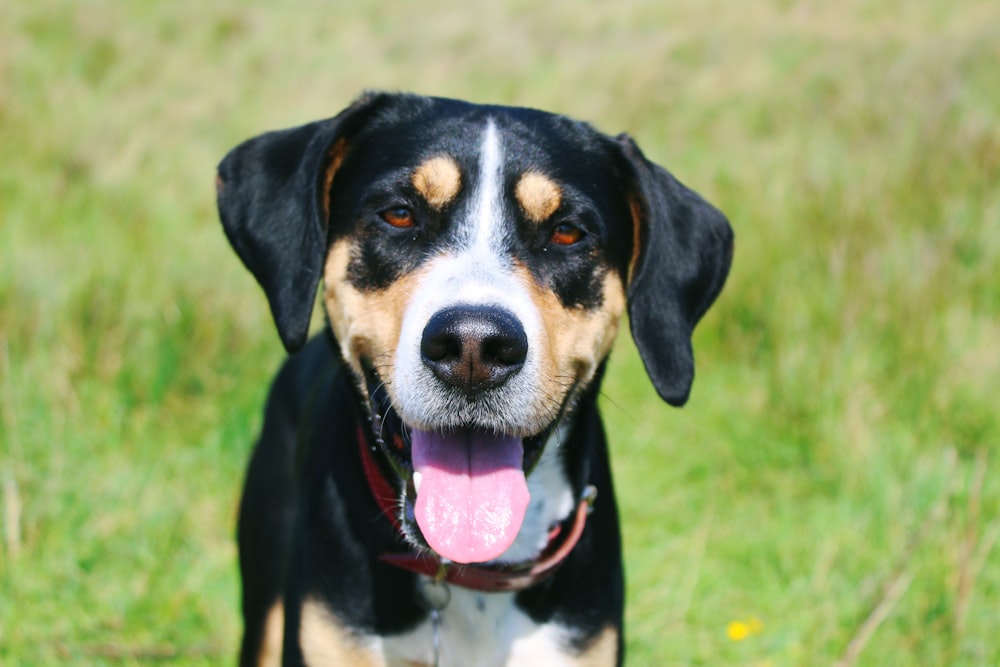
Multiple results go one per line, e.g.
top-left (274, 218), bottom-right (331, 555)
top-left (411, 428), bottom-right (529, 564)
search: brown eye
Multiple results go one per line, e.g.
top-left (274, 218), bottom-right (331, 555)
top-left (550, 223), bottom-right (584, 246)
top-left (380, 207), bottom-right (414, 228)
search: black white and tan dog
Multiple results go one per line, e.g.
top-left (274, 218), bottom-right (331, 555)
top-left (216, 92), bottom-right (733, 666)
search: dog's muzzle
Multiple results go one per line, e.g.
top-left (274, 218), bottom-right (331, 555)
top-left (409, 305), bottom-right (530, 562)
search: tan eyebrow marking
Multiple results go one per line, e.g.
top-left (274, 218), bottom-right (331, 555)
top-left (411, 155), bottom-right (462, 210)
top-left (515, 171), bottom-right (562, 223)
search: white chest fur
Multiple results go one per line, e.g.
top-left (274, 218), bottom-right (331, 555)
top-left (379, 586), bottom-right (579, 667)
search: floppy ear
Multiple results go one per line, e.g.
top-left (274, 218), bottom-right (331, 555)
top-left (617, 134), bottom-right (734, 407)
top-left (215, 93), bottom-right (389, 353)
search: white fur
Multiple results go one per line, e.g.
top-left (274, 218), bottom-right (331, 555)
top-left (379, 586), bottom-right (583, 667)
top-left (496, 422), bottom-right (574, 564)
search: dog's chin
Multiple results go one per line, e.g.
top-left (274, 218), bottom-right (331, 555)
top-left (362, 364), bottom-right (561, 564)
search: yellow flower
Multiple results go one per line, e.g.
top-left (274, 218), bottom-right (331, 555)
top-left (726, 616), bottom-right (764, 642)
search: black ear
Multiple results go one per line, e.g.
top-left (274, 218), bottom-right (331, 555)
top-left (215, 93), bottom-right (391, 353)
top-left (617, 134), bottom-right (734, 406)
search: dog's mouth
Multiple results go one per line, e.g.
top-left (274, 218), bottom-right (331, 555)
top-left (364, 364), bottom-right (555, 564)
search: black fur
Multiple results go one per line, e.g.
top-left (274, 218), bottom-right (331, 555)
top-left (617, 134), bottom-right (734, 406)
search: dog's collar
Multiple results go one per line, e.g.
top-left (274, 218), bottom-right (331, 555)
top-left (357, 425), bottom-right (594, 592)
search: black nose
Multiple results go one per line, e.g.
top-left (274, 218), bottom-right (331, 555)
top-left (420, 306), bottom-right (528, 395)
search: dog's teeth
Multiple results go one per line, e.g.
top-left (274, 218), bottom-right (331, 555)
top-left (413, 471), bottom-right (422, 494)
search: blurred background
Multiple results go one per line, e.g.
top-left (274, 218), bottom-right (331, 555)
top-left (1, 1), bottom-right (998, 664)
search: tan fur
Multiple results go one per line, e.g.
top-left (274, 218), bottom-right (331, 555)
top-left (626, 194), bottom-right (644, 286)
top-left (323, 240), bottom-right (425, 385)
top-left (571, 627), bottom-right (618, 666)
top-left (322, 138), bottom-right (350, 219)
top-left (517, 267), bottom-right (626, 413)
top-left (299, 598), bottom-right (383, 666)
top-left (256, 601), bottom-right (284, 667)
top-left (515, 171), bottom-right (562, 223)
top-left (411, 156), bottom-right (462, 210)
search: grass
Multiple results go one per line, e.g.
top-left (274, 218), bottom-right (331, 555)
top-left (2, 0), bottom-right (998, 664)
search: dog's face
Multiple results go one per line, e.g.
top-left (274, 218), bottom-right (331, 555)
top-left (322, 106), bottom-right (632, 435)
top-left (217, 93), bottom-right (733, 564)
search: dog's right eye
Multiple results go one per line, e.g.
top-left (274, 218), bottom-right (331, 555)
top-left (380, 207), bottom-right (415, 229)
top-left (549, 222), bottom-right (585, 246)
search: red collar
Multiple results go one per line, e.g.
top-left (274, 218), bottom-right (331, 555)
top-left (358, 425), bottom-right (594, 592)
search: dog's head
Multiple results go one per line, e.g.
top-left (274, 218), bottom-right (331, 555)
top-left (218, 93), bottom-right (732, 564)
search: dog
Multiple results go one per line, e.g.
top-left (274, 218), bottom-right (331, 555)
top-left (216, 92), bottom-right (733, 667)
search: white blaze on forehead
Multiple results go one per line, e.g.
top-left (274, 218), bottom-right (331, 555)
top-left (444, 119), bottom-right (519, 306)
top-left (465, 119), bottom-right (506, 254)
top-left (446, 119), bottom-right (517, 302)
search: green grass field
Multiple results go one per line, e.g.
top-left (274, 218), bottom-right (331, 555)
top-left (2, 1), bottom-right (998, 664)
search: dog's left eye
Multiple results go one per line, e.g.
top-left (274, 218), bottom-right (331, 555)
top-left (380, 207), bottom-right (415, 229)
top-left (549, 223), bottom-right (585, 246)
